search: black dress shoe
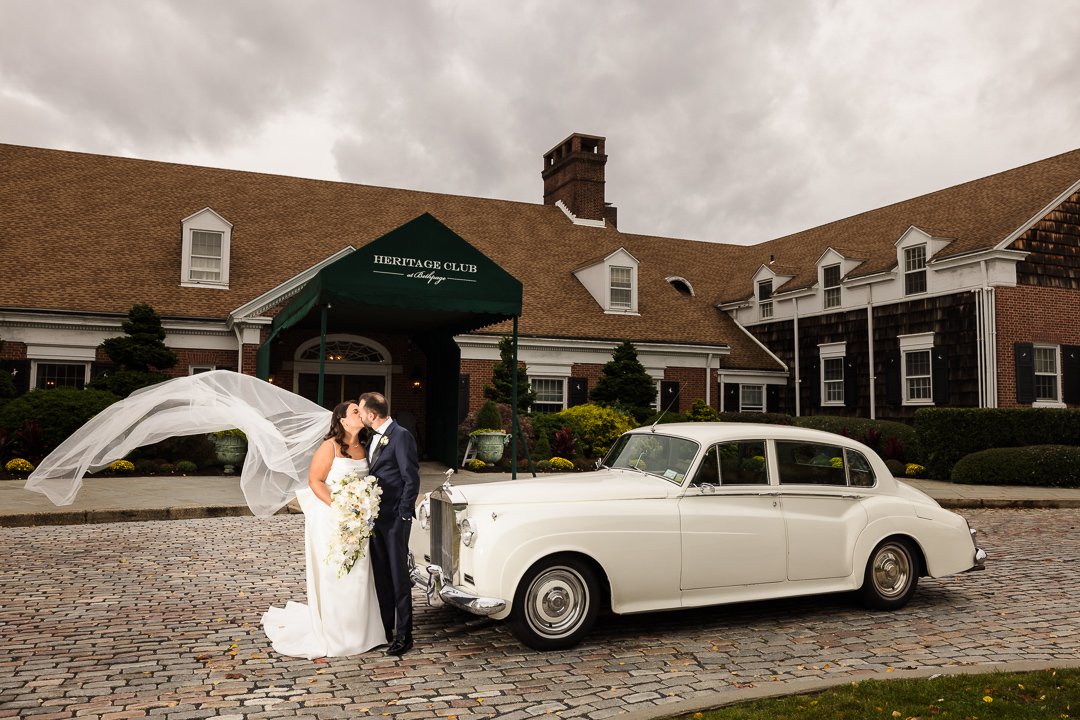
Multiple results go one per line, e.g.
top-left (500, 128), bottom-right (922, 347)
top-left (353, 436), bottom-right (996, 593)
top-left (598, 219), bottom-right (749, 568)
top-left (386, 634), bottom-right (413, 656)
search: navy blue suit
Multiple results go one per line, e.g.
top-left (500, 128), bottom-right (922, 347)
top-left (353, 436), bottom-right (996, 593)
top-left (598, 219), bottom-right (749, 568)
top-left (367, 420), bottom-right (420, 641)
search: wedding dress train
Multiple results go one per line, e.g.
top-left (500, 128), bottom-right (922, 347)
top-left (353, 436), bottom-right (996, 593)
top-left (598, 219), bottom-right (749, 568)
top-left (261, 456), bottom-right (387, 658)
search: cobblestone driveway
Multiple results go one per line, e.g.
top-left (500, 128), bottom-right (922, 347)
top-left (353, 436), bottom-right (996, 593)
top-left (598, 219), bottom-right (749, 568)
top-left (1, 509), bottom-right (1077, 719)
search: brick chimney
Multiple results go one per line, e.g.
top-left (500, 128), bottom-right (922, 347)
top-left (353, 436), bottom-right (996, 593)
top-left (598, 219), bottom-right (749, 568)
top-left (542, 133), bottom-right (617, 227)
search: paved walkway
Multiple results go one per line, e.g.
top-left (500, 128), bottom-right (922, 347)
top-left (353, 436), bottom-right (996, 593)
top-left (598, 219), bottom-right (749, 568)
top-left (1, 507), bottom-right (1078, 719)
top-left (2, 464), bottom-right (1079, 527)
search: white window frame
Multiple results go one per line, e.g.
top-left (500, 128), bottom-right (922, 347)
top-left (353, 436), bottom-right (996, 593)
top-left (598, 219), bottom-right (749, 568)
top-left (31, 360), bottom-right (91, 390)
top-left (899, 333), bottom-right (935, 406)
top-left (819, 342), bottom-right (846, 406)
top-left (189, 364), bottom-right (217, 375)
top-left (531, 376), bottom-right (567, 413)
top-left (740, 384), bottom-right (765, 412)
top-left (181, 208), bottom-right (232, 289)
top-left (1033, 344), bottom-right (1064, 407)
top-left (758, 280), bottom-right (773, 319)
top-left (822, 263), bottom-right (841, 309)
top-left (609, 266), bottom-right (633, 310)
top-left (903, 244), bottom-right (927, 296)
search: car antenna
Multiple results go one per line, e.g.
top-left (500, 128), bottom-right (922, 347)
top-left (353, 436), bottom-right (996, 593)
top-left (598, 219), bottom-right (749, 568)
top-left (650, 391), bottom-right (681, 432)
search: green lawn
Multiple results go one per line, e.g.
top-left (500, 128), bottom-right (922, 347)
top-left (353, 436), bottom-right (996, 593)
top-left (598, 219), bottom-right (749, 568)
top-left (671, 668), bottom-right (1078, 720)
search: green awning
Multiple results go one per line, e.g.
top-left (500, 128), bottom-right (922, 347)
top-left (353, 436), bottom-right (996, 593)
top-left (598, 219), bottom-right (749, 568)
top-left (257, 213), bottom-right (523, 377)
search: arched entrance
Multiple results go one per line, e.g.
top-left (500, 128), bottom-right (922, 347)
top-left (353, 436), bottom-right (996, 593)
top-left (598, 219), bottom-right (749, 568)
top-left (256, 213), bottom-right (523, 467)
top-left (290, 335), bottom-right (392, 409)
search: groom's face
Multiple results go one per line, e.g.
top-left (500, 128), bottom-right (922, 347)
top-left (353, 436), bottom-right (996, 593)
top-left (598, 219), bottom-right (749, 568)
top-left (357, 400), bottom-right (376, 429)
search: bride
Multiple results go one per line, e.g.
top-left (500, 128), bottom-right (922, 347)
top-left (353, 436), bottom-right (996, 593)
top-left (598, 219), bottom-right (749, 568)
top-left (262, 401), bottom-right (386, 657)
top-left (25, 370), bottom-right (386, 658)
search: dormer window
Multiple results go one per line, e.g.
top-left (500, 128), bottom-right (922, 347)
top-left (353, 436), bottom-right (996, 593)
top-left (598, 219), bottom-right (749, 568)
top-left (904, 244), bottom-right (927, 295)
top-left (181, 208), bottom-right (232, 288)
top-left (823, 264), bottom-right (841, 309)
top-left (610, 266), bottom-right (633, 309)
top-left (758, 280), bottom-right (773, 319)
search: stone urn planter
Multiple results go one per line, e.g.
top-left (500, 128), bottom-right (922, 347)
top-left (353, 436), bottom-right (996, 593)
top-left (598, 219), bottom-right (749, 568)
top-left (472, 431), bottom-right (510, 464)
top-left (210, 430), bottom-right (247, 474)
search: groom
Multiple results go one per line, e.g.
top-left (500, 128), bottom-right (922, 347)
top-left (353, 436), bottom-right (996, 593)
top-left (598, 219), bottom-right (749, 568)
top-left (358, 391), bottom-right (420, 656)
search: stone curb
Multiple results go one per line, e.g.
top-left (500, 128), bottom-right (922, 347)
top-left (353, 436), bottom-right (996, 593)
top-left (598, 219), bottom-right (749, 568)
top-left (0, 504), bottom-right (301, 528)
top-left (624, 658), bottom-right (1080, 720)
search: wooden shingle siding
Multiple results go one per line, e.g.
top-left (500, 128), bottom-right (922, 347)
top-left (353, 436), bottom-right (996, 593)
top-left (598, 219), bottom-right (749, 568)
top-left (1014, 191), bottom-right (1080, 289)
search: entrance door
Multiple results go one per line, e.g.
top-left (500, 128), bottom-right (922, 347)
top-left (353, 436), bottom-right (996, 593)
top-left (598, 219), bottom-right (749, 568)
top-left (298, 374), bottom-right (386, 409)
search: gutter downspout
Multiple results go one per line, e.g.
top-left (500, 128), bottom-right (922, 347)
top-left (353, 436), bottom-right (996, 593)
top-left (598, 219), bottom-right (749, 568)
top-left (705, 353), bottom-right (713, 407)
top-left (232, 323), bottom-right (245, 375)
top-left (867, 285), bottom-right (876, 420)
top-left (792, 297), bottom-right (801, 417)
top-left (718, 373), bottom-right (725, 412)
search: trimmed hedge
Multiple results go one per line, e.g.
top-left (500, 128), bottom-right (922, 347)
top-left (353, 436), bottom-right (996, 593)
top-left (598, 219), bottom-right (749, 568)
top-left (0, 388), bottom-right (119, 456)
top-left (951, 445), bottom-right (1080, 488)
top-left (916, 408), bottom-right (1080, 480)
top-left (793, 416), bottom-right (915, 463)
top-left (715, 411), bottom-right (795, 425)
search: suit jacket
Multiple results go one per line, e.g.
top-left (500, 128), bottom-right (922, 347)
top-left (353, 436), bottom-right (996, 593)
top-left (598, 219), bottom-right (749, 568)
top-left (368, 420), bottom-right (420, 522)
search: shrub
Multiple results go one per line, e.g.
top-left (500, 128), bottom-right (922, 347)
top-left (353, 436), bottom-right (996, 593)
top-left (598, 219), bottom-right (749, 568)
top-left (130, 435), bottom-right (217, 468)
top-left (133, 458), bottom-right (161, 475)
top-left (552, 426), bottom-right (576, 459)
top-left (573, 458), bottom-right (598, 472)
top-left (904, 463), bottom-right (926, 478)
top-left (176, 460), bottom-right (198, 474)
top-left (0, 389), bottom-right (119, 457)
top-left (5, 457), bottom-right (34, 474)
top-left (952, 445), bottom-right (1080, 488)
top-left (716, 411), bottom-right (795, 425)
top-left (108, 459), bottom-right (135, 474)
top-left (590, 341), bottom-right (657, 422)
top-left (557, 404), bottom-right (635, 458)
top-left (916, 408), bottom-right (1080, 479)
top-left (209, 428), bottom-right (247, 440)
top-left (641, 411), bottom-right (686, 425)
top-left (473, 400), bottom-right (503, 433)
top-left (548, 456), bottom-right (575, 472)
top-left (464, 458), bottom-right (488, 472)
top-left (483, 336), bottom-right (536, 413)
top-left (0, 369), bottom-right (16, 400)
top-left (686, 400), bottom-right (720, 423)
top-left (884, 458), bottom-right (905, 477)
top-left (14, 420), bottom-right (46, 460)
top-left (794, 416), bottom-right (916, 464)
top-left (157, 463), bottom-right (176, 474)
top-left (90, 370), bottom-right (171, 399)
top-left (532, 431), bottom-right (552, 461)
top-left (535, 459), bottom-right (551, 472)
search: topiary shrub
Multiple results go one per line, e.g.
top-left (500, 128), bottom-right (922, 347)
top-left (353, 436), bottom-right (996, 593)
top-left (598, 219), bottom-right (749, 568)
top-left (532, 431), bottom-right (552, 461)
top-left (557, 404), bottom-right (635, 458)
top-left (108, 459), bottom-right (135, 474)
top-left (548, 456), bottom-right (575, 472)
top-left (5, 457), bottom-right (34, 475)
top-left (0, 388), bottom-right (119, 457)
top-left (176, 460), bottom-right (198, 474)
top-left (951, 445), bottom-right (1080, 488)
top-left (884, 458), bottom-right (905, 477)
top-left (473, 400), bottom-right (503, 432)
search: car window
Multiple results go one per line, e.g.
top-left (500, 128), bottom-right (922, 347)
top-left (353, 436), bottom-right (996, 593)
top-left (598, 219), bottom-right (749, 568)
top-left (846, 448), bottom-right (877, 487)
top-left (692, 445), bottom-right (720, 485)
top-left (603, 433), bottom-right (701, 485)
top-left (717, 441), bottom-right (768, 485)
top-left (776, 440), bottom-right (848, 486)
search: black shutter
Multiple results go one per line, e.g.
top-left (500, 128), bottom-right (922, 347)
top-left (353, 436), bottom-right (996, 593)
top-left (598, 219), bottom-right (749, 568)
top-left (807, 357), bottom-right (821, 409)
top-left (932, 347), bottom-right (949, 406)
top-left (844, 357), bottom-right (859, 409)
top-left (660, 381), bottom-right (681, 413)
top-left (766, 384), bottom-right (780, 413)
top-left (1063, 345), bottom-right (1080, 405)
top-left (1015, 343), bottom-right (1035, 404)
top-left (884, 350), bottom-right (901, 407)
top-left (723, 383), bottom-right (740, 412)
top-left (457, 374), bottom-right (470, 424)
top-left (567, 377), bottom-right (589, 407)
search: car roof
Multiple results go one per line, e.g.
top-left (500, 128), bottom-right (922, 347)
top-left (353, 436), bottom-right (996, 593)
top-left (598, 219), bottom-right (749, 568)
top-left (628, 422), bottom-right (866, 446)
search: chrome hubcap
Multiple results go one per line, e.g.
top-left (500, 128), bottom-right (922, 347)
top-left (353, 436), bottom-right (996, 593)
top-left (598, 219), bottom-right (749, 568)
top-left (873, 545), bottom-right (911, 598)
top-left (526, 567), bottom-right (588, 638)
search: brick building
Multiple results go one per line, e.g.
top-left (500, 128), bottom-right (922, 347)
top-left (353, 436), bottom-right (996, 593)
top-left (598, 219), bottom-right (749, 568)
top-left (1, 133), bottom-right (1078, 462)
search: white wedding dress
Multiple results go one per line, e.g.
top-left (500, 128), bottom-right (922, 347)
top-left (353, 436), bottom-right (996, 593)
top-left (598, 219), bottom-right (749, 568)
top-left (261, 456), bottom-right (387, 658)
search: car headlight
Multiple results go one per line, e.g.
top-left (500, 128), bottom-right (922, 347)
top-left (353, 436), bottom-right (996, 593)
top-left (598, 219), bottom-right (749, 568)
top-left (418, 498), bottom-right (430, 530)
top-left (460, 517), bottom-right (477, 547)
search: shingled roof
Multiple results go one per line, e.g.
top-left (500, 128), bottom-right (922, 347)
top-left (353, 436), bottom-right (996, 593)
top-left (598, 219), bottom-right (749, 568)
top-left (0, 144), bottom-right (778, 371)
top-left (716, 147), bottom-right (1080, 302)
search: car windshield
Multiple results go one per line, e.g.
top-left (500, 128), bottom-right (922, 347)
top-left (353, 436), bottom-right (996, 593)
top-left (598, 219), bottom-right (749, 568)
top-left (601, 432), bottom-right (700, 485)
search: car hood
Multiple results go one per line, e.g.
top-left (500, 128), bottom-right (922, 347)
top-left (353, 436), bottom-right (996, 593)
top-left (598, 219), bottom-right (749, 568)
top-left (441, 468), bottom-right (678, 506)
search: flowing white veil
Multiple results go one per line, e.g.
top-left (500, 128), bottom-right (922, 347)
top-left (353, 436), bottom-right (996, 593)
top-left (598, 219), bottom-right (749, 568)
top-left (26, 370), bottom-right (333, 516)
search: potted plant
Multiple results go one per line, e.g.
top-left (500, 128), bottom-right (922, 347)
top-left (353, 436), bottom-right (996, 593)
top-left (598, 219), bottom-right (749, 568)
top-left (470, 400), bottom-right (509, 464)
top-left (209, 429), bottom-right (247, 474)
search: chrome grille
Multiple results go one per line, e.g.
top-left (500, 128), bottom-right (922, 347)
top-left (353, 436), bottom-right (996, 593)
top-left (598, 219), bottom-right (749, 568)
top-left (429, 490), bottom-right (458, 577)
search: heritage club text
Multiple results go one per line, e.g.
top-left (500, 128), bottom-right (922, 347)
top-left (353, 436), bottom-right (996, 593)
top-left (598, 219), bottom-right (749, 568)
top-left (373, 255), bottom-right (478, 273)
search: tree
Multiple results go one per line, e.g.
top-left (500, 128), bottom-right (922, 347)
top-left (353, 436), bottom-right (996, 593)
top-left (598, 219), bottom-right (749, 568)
top-left (590, 340), bottom-right (656, 422)
top-left (483, 336), bottom-right (536, 414)
top-left (93, 303), bottom-right (178, 397)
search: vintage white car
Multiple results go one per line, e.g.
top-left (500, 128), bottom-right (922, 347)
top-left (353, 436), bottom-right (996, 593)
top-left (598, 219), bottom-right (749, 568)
top-left (409, 423), bottom-right (986, 650)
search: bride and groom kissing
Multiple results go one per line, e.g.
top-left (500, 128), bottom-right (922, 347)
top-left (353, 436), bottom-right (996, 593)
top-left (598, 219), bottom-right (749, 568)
top-left (262, 391), bottom-right (421, 659)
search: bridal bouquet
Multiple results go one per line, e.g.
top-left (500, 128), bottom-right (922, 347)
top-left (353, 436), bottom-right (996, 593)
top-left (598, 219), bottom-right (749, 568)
top-left (325, 471), bottom-right (382, 578)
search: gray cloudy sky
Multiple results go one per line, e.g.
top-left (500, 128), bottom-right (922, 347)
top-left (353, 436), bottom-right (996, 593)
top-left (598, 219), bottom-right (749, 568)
top-left (3, 0), bottom-right (1079, 245)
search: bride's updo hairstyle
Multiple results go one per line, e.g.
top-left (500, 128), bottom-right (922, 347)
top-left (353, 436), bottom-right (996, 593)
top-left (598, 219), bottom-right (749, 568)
top-left (325, 402), bottom-right (371, 457)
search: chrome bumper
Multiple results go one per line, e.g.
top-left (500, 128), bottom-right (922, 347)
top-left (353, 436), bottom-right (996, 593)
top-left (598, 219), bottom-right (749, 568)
top-left (967, 527), bottom-right (987, 571)
top-left (408, 553), bottom-right (507, 616)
